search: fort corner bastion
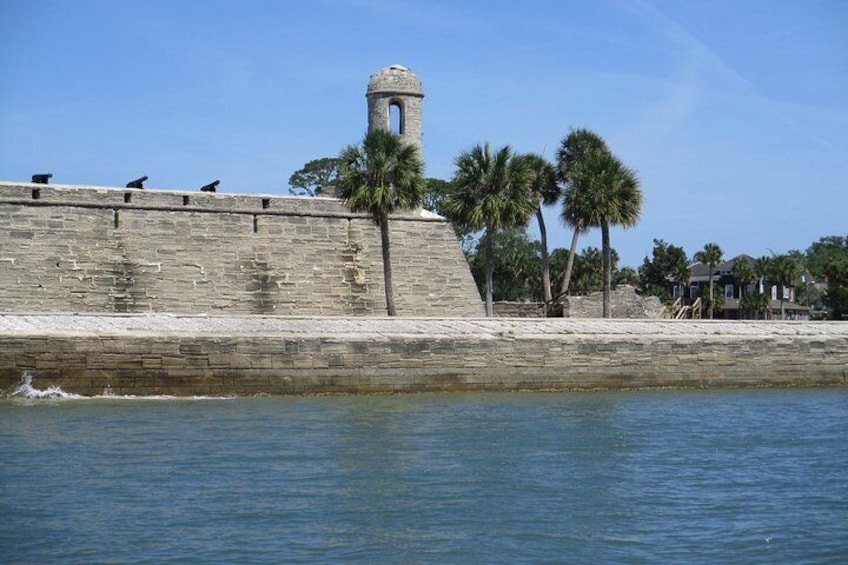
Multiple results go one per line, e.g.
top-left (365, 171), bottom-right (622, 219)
top-left (0, 181), bottom-right (484, 317)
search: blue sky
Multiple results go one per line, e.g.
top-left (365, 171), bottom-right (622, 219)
top-left (1, 0), bottom-right (846, 268)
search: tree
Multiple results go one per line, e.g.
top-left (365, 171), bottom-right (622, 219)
top-left (422, 178), bottom-right (452, 214)
top-left (336, 129), bottom-right (425, 316)
top-left (562, 147), bottom-right (643, 317)
top-left (639, 239), bottom-right (689, 301)
top-left (614, 266), bottom-right (639, 287)
top-left (288, 157), bottom-right (341, 196)
top-left (770, 253), bottom-right (801, 320)
top-left (732, 256), bottom-right (757, 319)
top-left (443, 143), bottom-right (535, 317)
top-left (556, 128), bottom-right (609, 297)
top-left (805, 235), bottom-right (848, 319)
top-left (699, 281), bottom-right (725, 319)
top-left (755, 256), bottom-right (774, 319)
top-left (694, 243), bottom-right (723, 319)
top-left (741, 288), bottom-right (771, 320)
top-left (518, 153), bottom-right (559, 306)
top-left (465, 230), bottom-right (542, 301)
top-left (805, 235), bottom-right (848, 278)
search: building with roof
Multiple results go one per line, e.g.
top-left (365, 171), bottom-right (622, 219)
top-left (675, 254), bottom-right (810, 320)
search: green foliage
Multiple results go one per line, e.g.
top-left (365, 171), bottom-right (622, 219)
top-left (732, 256), bottom-right (757, 287)
top-left (559, 129), bottom-right (642, 317)
top-left (461, 237), bottom-right (631, 303)
top-left (288, 157), bottom-right (340, 196)
top-left (732, 256), bottom-right (759, 319)
top-left (694, 243), bottom-right (723, 270)
top-left (562, 149), bottom-right (643, 234)
top-left (805, 235), bottom-right (848, 278)
top-left (336, 129), bottom-right (425, 316)
top-left (443, 143), bottom-right (536, 316)
top-left (518, 153), bottom-right (559, 302)
top-left (556, 129), bottom-right (610, 295)
top-left (556, 128), bottom-right (609, 228)
top-left (550, 246), bottom-right (620, 294)
top-left (761, 253), bottom-right (801, 319)
top-left (803, 235), bottom-right (848, 319)
top-left (337, 130), bottom-right (425, 223)
top-left (638, 238), bottom-right (689, 301)
top-left (695, 242), bottom-right (723, 319)
top-left (466, 230), bottom-right (542, 302)
top-left (521, 153), bottom-right (559, 206)
top-left (739, 290), bottom-right (771, 320)
top-left (614, 266), bottom-right (639, 287)
top-left (423, 177), bottom-right (452, 214)
top-left (424, 177), bottom-right (475, 243)
top-left (443, 143), bottom-right (535, 234)
top-left (698, 282), bottom-right (725, 319)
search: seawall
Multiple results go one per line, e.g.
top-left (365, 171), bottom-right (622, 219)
top-left (2, 315), bottom-right (846, 396)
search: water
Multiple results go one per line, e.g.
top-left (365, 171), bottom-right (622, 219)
top-left (2, 383), bottom-right (847, 564)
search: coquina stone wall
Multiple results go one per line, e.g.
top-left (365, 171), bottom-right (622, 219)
top-left (1, 316), bottom-right (845, 396)
top-left (0, 182), bottom-right (484, 317)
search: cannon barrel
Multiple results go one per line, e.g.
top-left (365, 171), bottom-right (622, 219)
top-left (126, 176), bottom-right (148, 189)
top-left (32, 173), bottom-right (53, 184)
top-left (200, 180), bottom-right (220, 192)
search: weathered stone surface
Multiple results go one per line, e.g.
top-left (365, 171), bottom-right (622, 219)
top-left (1, 315), bottom-right (845, 396)
top-left (0, 182), bottom-right (484, 317)
top-left (566, 285), bottom-right (666, 318)
top-left (367, 65), bottom-right (424, 159)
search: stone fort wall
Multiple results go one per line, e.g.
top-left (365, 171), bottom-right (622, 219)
top-left (0, 182), bottom-right (485, 316)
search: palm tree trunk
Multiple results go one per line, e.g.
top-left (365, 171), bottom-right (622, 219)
top-left (601, 222), bottom-right (611, 318)
top-left (484, 229), bottom-right (494, 317)
top-left (536, 208), bottom-right (552, 308)
top-left (708, 267), bottom-right (714, 319)
top-left (379, 216), bottom-right (396, 316)
top-left (780, 287), bottom-right (786, 320)
top-left (560, 225), bottom-right (581, 297)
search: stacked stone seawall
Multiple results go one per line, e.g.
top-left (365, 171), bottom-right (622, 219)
top-left (0, 182), bottom-right (484, 317)
top-left (1, 315), bottom-right (845, 396)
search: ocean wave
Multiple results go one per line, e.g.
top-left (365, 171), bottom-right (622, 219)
top-left (4, 372), bottom-right (233, 402)
top-left (6, 372), bottom-right (84, 400)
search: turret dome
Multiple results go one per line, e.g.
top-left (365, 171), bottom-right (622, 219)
top-left (366, 65), bottom-right (423, 97)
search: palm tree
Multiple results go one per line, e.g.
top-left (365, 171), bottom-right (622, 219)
top-left (771, 254), bottom-right (801, 320)
top-left (732, 256), bottom-right (757, 319)
top-left (672, 258), bottom-right (691, 307)
top-left (562, 149), bottom-right (642, 317)
top-left (556, 128), bottom-right (609, 298)
top-left (518, 153), bottom-right (559, 308)
top-left (755, 256), bottom-right (774, 319)
top-left (694, 243), bottom-right (723, 319)
top-left (337, 129), bottom-right (425, 316)
top-left (443, 143), bottom-right (535, 317)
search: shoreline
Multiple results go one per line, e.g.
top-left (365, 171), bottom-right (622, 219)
top-left (2, 314), bottom-right (846, 396)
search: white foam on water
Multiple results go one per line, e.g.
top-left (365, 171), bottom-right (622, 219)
top-left (7, 372), bottom-right (84, 400)
top-left (5, 372), bottom-right (234, 402)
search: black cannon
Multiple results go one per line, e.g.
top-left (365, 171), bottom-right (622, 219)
top-left (200, 180), bottom-right (220, 193)
top-left (31, 173), bottom-right (52, 184)
top-left (126, 176), bottom-right (148, 189)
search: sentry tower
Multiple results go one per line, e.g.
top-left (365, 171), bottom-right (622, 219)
top-left (366, 65), bottom-right (424, 162)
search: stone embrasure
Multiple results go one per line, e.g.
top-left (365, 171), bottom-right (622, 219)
top-left (2, 314), bottom-right (845, 396)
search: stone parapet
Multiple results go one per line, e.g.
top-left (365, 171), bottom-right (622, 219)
top-left (1, 315), bottom-right (845, 396)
